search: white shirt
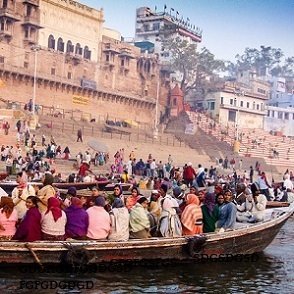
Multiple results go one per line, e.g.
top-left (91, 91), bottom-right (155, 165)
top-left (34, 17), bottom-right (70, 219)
top-left (283, 179), bottom-right (293, 190)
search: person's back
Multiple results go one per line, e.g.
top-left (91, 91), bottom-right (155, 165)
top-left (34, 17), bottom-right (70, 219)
top-left (86, 197), bottom-right (111, 240)
top-left (41, 210), bottom-right (67, 237)
top-left (108, 206), bottom-right (129, 241)
top-left (65, 199), bottom-right (89, 239)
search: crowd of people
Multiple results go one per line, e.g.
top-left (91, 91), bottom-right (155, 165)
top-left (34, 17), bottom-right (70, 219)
top-left (0, 159), bottom-right (293, 242)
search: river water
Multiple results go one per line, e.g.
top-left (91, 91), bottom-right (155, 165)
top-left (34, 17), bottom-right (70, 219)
top-left (0, 217), bottom-right (293, 294)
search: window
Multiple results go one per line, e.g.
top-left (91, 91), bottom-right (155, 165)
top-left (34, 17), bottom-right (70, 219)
top-left (153, 22), bottom-right (160, 30)
top-left (220, 97), bottom-right (224, 104)
top-left (84, 46), bottom-right (91, 60)
top-left (67, 72), bottom-right (72, 79)
top-left (267, 110), bottom-right (270, 117)
top-left (293, 113), bottom-right (294, 120)
top-left (24, 62), bottom-right (28, 68)
top-left (66, 40), bottom-right (74, 53)
top-left (272, 111), bottom-right (275, 118)
top-left (75, 43), bottom-right (82, 55)
top-left (247, 102), bottom-right (250, 108)
top-left (57, 37), bottom-right (64, 52)
top-left (105, 54), bottom-right (110, 62)
top-left (228, 110), bottom-right (236, 122)
top-left (0, 56), bottom-right (4, 63)
top-left (48, 34), bottom-right (55, 49)
top-left (210, 102), bottom-right (215, 110)
top-left (253, 102), bottom-right (255, 110)
top-left (285, 113), bottom-right (289, 120)
top-left (51, 68), bottom-right (56, 75)
top-left (234, 98), bottom-right (237, 106)
top-left (230, 99), bottom-right (233, 105)
top-left (143, 24), bottom-right (150, 31)
top-left (121, 59), bottom-right (125, 67)
top-left (278, 112), bottom-right (283, 119)
top-left (257, 88), bottom-right (266, 94)
top-left (24, 27), bottom-right (29, 38)
top-left (257, 104), bottom-right (259, 110)
top-left (240, 101), bottom-right (243, 107)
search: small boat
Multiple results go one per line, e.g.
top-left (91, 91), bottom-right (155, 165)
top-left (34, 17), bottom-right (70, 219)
top-left (0, 204), bottom-right (293, 265)
top-left (0, 180), bottom-right (110, 195)
top-left (266, 201), bottom-right (290, 208)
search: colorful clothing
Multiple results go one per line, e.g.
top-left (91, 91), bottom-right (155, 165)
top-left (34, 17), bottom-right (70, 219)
top-left (181, 194), bottom-right (203, 235)
top-left (12, 207), bottom-right (42, 242)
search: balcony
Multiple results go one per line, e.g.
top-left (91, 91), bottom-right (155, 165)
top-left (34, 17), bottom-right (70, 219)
top-left (65, 52), bottom-right (83, 65)
top-left (23, 35), bottom-right (37, 45)
top-left (0, 8), bottom-right (20, 21)
top-left (119, 49), bottom-right (135, 59)
top-left (103, 43), bottom-right (120, 54)
top-left (0, 29), bottom-right (13, 39)
top-left (22, 15), bottom-right (42, 28)
top-left (23, 0), bottom-right (40, 6)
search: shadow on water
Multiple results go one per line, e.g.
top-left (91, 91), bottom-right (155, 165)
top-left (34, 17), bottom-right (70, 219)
top-left (0, 218), bottom-right (293, 294)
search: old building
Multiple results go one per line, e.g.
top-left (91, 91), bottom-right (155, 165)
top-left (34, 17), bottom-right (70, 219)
top-left (134, 6), bottom-right (202, 62)
top-left (0, 0), bottom-right (168, 126)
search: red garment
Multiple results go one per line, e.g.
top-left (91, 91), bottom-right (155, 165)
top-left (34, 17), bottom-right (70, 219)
top-left (78, 163), bottom-right (89, 177)
top-left (12, 207), bottom-right (42, 242)
top-left (183, 166), bottom-right (196, 181)
top-left (45, 197), bottom-right (62, 222)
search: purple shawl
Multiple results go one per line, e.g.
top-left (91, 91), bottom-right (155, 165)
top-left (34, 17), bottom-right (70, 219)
top-left (204, 192), bottom-right (216, 216)
top-left (65, 205), bottom-right (89, 238)
top-left (12, 207), bottom-right (42, 242)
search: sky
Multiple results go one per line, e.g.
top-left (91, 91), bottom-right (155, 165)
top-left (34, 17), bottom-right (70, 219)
top-left (82, 0), bottom-right (294, 62)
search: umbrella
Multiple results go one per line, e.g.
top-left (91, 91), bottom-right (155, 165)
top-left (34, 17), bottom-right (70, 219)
top-left (88, 139), bottom-right (109, 153)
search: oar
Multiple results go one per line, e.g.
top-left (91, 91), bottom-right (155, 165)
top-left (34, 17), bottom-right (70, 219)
top-left (25, 243), bottom-right (44, 269)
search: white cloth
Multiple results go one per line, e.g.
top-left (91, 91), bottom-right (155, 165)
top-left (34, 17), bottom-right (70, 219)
top-left (41, 211), bottom-right (67, 235)
top-left (108, 207), bottom-right (129, 241)
top-left (11, 185), bottom-right (36, 219)
top-left (283, 179), bottom-right (293, 190)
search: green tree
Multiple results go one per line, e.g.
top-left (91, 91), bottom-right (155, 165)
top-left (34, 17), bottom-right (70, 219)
top-left (235, 46), bottom-right (284, 76)
top-left (163, 37), bottom-right (225, 96)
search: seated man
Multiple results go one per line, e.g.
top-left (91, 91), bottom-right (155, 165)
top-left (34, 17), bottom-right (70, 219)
top-left (237, 187), bottom-right (267, 223)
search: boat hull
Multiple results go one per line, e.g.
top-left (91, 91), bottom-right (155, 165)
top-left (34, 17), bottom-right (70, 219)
top-left (0, 207), bottom-right (292, 265)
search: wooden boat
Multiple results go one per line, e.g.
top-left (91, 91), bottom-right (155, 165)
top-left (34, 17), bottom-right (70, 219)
top-left (266, 201), bottom-right (290, 208)
top-left (0, 204), bottom-right (293, 265)
top-left (0, 180), bottom-right (110, 195)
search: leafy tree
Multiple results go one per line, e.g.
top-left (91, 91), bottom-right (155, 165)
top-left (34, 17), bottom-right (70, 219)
top-left (235, 46), bottom-right (284, 76)
top-left (162, 37), bottom-right (225, 96)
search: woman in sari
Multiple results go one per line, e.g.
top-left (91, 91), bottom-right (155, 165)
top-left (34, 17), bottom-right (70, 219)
top-left (201, 192), bottom-right (219, 233)
top-left (0, 197), bottom-right (18, 240)
top-left (157, 198), bottom-right (182, 237)
top-left (41, 197), bottom-right (67, 241)
top-left (12, 196), bottom-right (42, 242)
top-left (126, 187), bottom-right (140, 211)
top-left (108, 198), bottom-right (129, 241)
top-left (181, 194), bottom-right (203, 235)
top-left (65, 197), bottom-right (89, 239)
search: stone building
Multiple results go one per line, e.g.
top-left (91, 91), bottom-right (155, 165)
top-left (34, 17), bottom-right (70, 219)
top-left (0, 0), bottom-right (169, 126)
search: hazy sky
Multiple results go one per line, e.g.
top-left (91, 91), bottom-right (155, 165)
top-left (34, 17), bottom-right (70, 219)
top-left (82, 0), bottom-right (293, 62)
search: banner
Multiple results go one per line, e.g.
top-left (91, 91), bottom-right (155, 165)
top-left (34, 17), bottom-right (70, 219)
top-left (72, 95), bottom-right (89, 105)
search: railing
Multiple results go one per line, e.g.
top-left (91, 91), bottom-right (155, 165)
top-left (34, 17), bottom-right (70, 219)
top-left (42, 120), bottom-right (187, 148)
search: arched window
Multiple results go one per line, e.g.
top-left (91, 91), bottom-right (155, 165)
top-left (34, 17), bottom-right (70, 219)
top-left (48, 34), bottom-right (55, 49)
top-left (84, 46), bottom-right (91, 60)
top-left (66, 40), bottom-right (73, 53)
top-left (75, 43), bottom-right (82, 55)
top-left (57, 37), bottom-right (64, 52)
